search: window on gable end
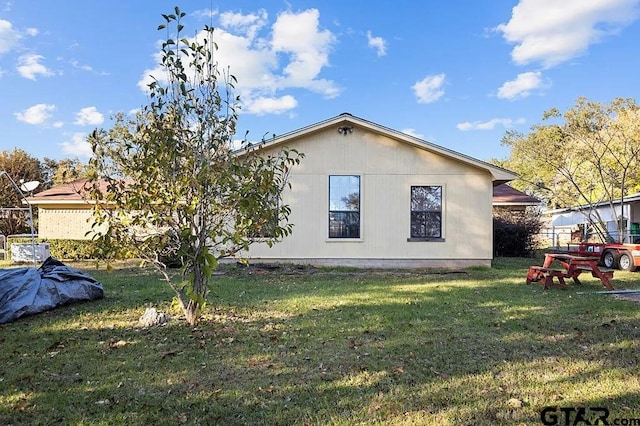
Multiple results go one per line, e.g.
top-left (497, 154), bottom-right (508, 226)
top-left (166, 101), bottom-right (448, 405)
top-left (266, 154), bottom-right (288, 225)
top-left (329, 175), bottom-right (360, 238)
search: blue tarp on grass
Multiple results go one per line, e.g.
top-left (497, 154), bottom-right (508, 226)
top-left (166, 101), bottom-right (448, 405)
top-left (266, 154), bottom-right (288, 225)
top-left (0, 257), bottom-right (104, 324)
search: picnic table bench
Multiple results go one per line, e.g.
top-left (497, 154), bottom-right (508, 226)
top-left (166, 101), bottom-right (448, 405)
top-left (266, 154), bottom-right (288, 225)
top-left (526, 253), bottom-right (615, 291)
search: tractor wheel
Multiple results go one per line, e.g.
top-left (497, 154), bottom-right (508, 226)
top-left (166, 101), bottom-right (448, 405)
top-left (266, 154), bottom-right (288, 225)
top-left (618, 251), bottom-right (637, 272)
top-left (602, 250), bottom-right (618, 269)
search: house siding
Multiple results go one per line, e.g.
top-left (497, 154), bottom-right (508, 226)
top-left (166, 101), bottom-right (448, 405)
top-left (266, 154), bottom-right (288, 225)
top-left (38, 207), bottom-right (95, 240)
top-left (245, 126), bottom-right (494, 266)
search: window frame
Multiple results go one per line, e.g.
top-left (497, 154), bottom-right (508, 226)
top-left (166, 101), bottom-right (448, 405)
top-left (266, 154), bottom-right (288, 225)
top-left (328, 175), bottom-right (361, 239)
top-left (408, 185), bottom-right (445, 242)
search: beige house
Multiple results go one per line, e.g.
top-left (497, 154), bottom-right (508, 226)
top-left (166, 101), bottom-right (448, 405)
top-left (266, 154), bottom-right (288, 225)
top-left (27, 113), bottom-right (517, 268)
top-left (26, 179), bottom-right (99, 240)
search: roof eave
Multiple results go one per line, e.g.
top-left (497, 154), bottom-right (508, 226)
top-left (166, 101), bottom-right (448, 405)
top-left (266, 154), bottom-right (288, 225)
top-left (24, 199), bottom-right (95, 206)
top-left (493, 202), bottom-right (540, 206)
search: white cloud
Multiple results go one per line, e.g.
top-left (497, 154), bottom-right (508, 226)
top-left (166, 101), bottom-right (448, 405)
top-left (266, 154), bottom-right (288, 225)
top-left (14, 103), bottom-right (55, 125)
top-left (412, 73), bottom-right (446, 104)
top-left (212, 24), bottom-right (279, 91)
top-left (0, 19), bottom-right (19, 54)
top-left (367, 31), bottom-right (387, 57)
top-left (16, 54), bottom-right (53, 80)
top-left (70, 59), bottom-right (93, 72)
top-left (139, 8), bottom-right (339, 116)
top-left (495, 0), bottom-right (640, 68)
top-left (271, 9), bottom-right (338, 96)
top-left (242, 95), bottom-right (297, 115)
top-left (219, 9), bottom-right (268, 40)
top-left (457, 117), bottom-right (526, 131)
top-left (402, 128), bottom-right (424, 139)
top-left (497, 71), bottom-right (547, 100)
top-left (60, 132), bottom-right (92, 158)
top-left (26, 27), bottom-right (38, 36)
top-left (74, 106), bottom-right (104, 126)
top-left (137, 30), bottom-right (279, 97)
top-left (191, 8), bottom-right (217, 20)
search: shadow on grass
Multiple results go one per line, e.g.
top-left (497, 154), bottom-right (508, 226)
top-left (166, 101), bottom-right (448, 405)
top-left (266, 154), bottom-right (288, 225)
top-left (1, 258), bottom-right (640, 425)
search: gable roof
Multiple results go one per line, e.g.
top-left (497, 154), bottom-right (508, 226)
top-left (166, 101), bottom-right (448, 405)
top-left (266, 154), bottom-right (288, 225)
top-left (492, 184), bottom-right (541, 206)
top-left (248, 113), bottom-right (518, 185)
top-left (26, 179), bottom-right (98, 204)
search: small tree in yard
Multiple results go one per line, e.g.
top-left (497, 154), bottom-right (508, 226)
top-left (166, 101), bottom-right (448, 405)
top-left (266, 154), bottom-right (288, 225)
top-left (87, 7), bottom-right (303, 326)
top-left (502, 97), bottom-right (640, 243)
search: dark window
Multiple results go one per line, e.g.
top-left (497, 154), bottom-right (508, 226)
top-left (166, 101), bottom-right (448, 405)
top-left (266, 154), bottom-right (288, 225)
top-left (410, 186), bottom-right (442, 238)
top-left (329, 175), bottom-right (360, 238)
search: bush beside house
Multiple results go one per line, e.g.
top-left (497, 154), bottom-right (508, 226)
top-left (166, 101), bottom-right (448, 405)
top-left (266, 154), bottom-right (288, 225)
top-left (493, 207), bottom-right (542, 257)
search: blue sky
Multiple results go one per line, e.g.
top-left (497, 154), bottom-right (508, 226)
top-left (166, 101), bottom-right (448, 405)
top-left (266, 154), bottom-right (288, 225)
top-left (1, 0), bottom-right (639, 163)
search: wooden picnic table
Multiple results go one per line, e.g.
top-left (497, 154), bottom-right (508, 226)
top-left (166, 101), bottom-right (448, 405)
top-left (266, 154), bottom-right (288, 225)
top-left (526, 253), bottom-right (615, 291)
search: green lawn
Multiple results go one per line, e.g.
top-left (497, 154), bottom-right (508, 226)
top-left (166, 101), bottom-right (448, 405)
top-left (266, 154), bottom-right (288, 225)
top-left (1, 257), bottom-right (639, 425)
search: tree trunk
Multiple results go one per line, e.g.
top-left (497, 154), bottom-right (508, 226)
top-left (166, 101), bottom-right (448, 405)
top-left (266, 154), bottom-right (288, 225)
top-left (180, 265), bottom-right (208, 326)
top-left (183, 300), bottom-right (199, 327)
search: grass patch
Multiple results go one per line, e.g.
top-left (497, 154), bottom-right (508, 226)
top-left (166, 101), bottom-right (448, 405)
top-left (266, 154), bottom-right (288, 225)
top-left (1, 258), bottom-right (640, 425)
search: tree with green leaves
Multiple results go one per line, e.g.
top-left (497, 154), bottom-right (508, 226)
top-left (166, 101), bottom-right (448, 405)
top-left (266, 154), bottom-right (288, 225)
top-left (42, 157), bottom-right (89, 186)
top-left (501, 97), bottom-right (640, 243)
top-left (0, 148), bottom-right (44, 236)
top-left (87, 7), bottom-right (303, 326)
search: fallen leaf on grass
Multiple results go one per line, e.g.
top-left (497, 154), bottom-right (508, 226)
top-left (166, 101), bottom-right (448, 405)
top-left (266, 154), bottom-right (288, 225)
top-left (368, 403), bottom-right (382, 415)
top-left (507, 398), bottom-right (523, 408)
top-left (258, 385), bottom-right (275, 394)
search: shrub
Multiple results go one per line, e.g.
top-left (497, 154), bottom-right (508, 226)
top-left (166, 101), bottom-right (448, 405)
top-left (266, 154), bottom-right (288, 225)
top-left (493, 207), bottom-right (541, 257)
top-left (46, 239), bottom-right (101, 260)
